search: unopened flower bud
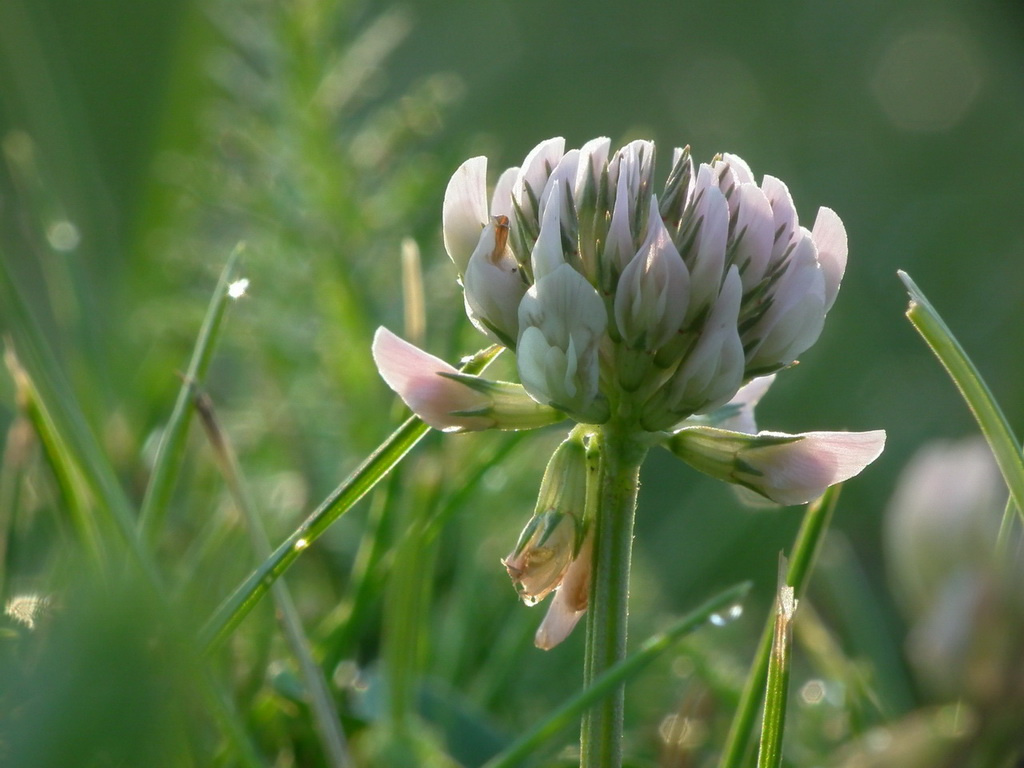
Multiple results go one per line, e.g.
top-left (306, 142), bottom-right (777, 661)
top-left (503, 436), bottom-right (588, 605)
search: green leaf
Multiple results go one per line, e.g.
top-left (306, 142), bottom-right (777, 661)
top-left (755, 565), bottom-right (797, 768)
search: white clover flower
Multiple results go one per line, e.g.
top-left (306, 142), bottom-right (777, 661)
top-left (374, 136), bottom-right (885, 647)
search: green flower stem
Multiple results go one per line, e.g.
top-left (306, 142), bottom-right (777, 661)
top-left (484, 582), bottom-right (750, 768)
top-left (900, 270), bottom-right (1024, 533)
top-left (581, 424), bottom-right (649, 768)
top-left (718, 485), bottom-right (841, 768)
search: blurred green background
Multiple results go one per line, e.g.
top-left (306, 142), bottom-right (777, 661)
top-left (2, 0), bottom-right (1023, 764)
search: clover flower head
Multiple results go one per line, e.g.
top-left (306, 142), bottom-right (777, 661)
top-left (373, 136), bottom-right (885, 647)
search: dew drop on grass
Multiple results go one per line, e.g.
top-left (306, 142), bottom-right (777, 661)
top-left (709, 603), bottom-right (744, 627)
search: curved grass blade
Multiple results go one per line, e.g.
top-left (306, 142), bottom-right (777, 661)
top-left (201, 343), bottom-right (503, 651)
top-left (718, 484), bottom-right (841, 768)
top-left (138, 243), bottom-right (243, 540)
top-left (481, 582), bottom-right (751, 768)
top-left (899, 270), bottom-right (1024, 537)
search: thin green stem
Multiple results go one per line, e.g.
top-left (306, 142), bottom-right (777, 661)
top-left (139, 244), bottom-right (243, 541)
top-left (484, 582), bottom-right (750, 768)
top-left (718, 485), bottom-right (841, 768)
top-left (581, 425), bottom-right (648, 768)
top-left (900, 270), bottom-right (1024, 529)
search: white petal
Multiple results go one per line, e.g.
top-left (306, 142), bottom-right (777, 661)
top-left (531, 180), bottom-right (567, 281)
top-left (539, 150), bottom-right (581, 221)
top-left (490, 166), bottom-right (519, 220)
top-left (602, 164), bottom-right (637, 272)
top-left (717, 374), bottom-right (776, 434)
top-left (463, 221), bottom-right (527, 345)
top-left (442, 157), bottom-right (489, 274)
top-left (811, 206), bottom-right (847, 312)
top-left (371, 327), bottom-right (491, 431)
top-left (574, 136), bottom-right (611, 205)
top-left (513, 137), bottom-right (565, 225)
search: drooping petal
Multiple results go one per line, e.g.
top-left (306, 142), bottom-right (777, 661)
top-left (442, 156), bottom-right (489, 274)
top-left (535, 529), bottom-right (593, 650)
top-left (811, 206), bottom-right (848, 311)
top-left (666, 425), bottom-right (886, 505)
top-left (372, 327), bottom-right (491, 431)
top-left (614, 195), bottom-right (690, 351)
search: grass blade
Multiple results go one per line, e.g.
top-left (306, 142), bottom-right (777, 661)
top-left (755, 564), bottom-right (797, 768)
top-left (718, 484), bottom-right (841, 768)
top-left (201, 343), bottom-right (503, 651)
top-left (481, 582), bottom-right (751, 768)
top-left (899, 270), bottom-right (1024, 537)
top-left (138, 244), bottom-right (243, 540)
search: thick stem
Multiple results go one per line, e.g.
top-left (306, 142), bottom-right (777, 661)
top-left (581, 426), bottom-right (648, 768)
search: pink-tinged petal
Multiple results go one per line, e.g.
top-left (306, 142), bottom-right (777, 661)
top-left (760, 175), bottom-right (800, 264)
top-left (372, 327), bottom-right (491, 431)
top-left (614, 195), bottom-right (690, 351)
top-left (535, 530), bottom-right (592, 650)
top-left (743, 229), bottom-right (825, 371)
top-left (811, 206), bottom-right (848, 311)
top-left (671, 266), bottom-right (744, 413)
top-left (442, 157), bottom-right (489, 275)
top-left (730, 183), bottom-right (776, 291)
top-left (684, 177), bottom-right (729, 322)
top-left (744, 430), bottom-right (887, 505)
top-left (667, 426), bottom-right (886, 505)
